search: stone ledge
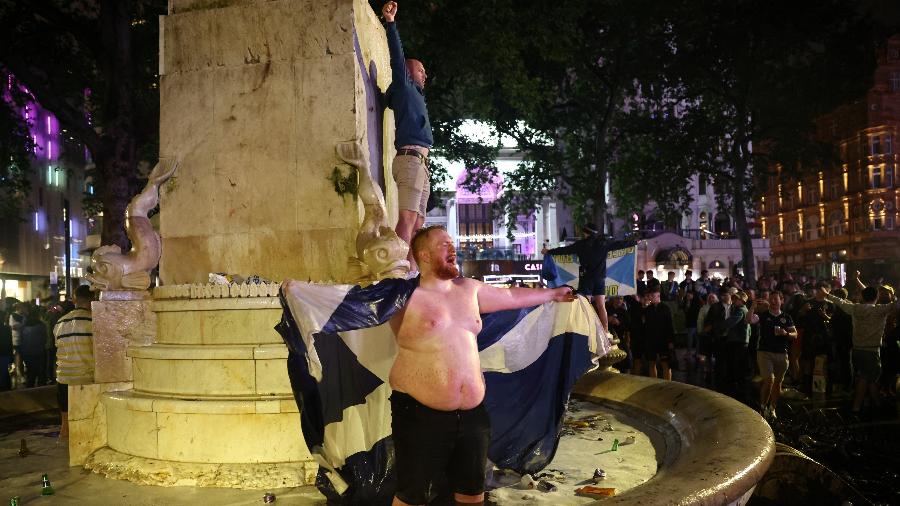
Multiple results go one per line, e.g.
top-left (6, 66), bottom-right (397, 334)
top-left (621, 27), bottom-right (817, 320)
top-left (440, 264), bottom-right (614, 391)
top-left (85, 447), bottom-right (316, 489)
top-left (573, 371), bottom-right (774, 505)
top-left (128, 343), bottom-right (287, 360)
top-left (152, 296), bottom-right (282, 311)
top-left (103, 390), bottom-right (298, 414)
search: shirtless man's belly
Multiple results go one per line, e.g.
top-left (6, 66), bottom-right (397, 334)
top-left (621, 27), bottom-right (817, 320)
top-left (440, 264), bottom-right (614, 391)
top-left (390, 279), bottom-right (484, 410)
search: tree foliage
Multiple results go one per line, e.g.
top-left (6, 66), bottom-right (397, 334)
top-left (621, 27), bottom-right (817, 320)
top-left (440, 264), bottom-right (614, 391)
top-left (0, 0), bottom-right (165, 249)
top-left (391, 0), bottom-right (894, 285)
top-left (0, 82), bottom-right (35, 219)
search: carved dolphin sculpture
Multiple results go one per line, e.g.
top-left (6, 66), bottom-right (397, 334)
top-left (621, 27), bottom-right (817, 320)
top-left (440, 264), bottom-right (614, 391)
top-left (335, 139), bottom-right (409, 283)
top-left (85, 159), bottom-right (179, 291)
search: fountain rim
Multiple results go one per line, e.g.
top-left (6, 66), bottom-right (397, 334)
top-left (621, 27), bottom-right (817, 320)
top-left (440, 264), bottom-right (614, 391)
top-left (573, 371), bottom-right (775, 505)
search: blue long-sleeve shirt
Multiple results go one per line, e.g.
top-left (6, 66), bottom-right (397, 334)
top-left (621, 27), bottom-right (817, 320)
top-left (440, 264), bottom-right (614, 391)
top-left (384, 22), bottom-right (433, 150)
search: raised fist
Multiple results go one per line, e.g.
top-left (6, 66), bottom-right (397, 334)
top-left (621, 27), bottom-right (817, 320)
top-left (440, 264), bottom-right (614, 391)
top-left (382, 1), bottom-right (398, 22)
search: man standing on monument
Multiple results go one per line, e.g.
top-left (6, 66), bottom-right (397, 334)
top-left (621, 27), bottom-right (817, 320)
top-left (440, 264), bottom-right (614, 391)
top-left (382, 1), bottom-right (433, 270)
top-left (389, 225), bottom-right (575, 506)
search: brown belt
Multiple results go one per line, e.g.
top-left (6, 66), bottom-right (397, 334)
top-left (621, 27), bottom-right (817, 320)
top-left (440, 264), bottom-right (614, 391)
top-left (397, 148), bottom-right (428, 165)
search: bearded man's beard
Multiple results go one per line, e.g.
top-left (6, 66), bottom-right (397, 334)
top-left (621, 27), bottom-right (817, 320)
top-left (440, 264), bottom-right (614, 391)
top-left (435, 261), bottom-right (460, 280)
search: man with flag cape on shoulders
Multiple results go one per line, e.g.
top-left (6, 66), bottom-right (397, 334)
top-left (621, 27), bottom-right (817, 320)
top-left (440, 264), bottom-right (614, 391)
top-left (278, 225), bottom-right (611, 504)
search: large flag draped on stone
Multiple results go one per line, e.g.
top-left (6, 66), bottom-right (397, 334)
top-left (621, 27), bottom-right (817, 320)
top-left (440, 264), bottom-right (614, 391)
top-left (277, 278), bottom-right (609, 504)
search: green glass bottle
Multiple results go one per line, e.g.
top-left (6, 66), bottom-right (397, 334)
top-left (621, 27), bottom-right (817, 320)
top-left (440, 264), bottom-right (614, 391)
top-left (41, 473), bottom-right (55, 495)
top-left (10, 496), bottom-right (21, 506)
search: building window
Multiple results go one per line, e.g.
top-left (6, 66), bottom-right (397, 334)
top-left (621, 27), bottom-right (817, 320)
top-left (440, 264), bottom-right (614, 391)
top-left (827, 210), bottom-right (843, 237)
top-left (886, 134), bottom-right (894, 154)
top-left (714, 213), bottom-right (731, 237)
top-left (870, 199), bottom-right (886, 231)
top-left (806, 186), bottom-right (820, 206)
top-left (804, 216), bottom-right (819, 241)
top-left (891, 72), bottom-right (900, 92)
top-left (698, 175), bottom-right (708, 195)
top-left (785, 222), bottom-right (801, 243)
top-left (829, 179), bottom-right (842, 200)
top-left (870, 166), bottom-right (893, 189)
top-left (871, 135), bottom-right (881, 155)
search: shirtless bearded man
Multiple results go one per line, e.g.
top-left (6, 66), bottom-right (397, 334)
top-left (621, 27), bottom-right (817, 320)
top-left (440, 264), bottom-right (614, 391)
top-left (389, 226), bottom-right (575, 505)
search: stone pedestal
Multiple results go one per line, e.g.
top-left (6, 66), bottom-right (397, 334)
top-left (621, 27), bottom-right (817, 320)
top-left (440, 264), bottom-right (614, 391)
top-left (84, 288), bottom-right (316, 488)
top-left (92, 291), bottom-right (156, 383)
top-left (69, 382), bottom-right (133, 467)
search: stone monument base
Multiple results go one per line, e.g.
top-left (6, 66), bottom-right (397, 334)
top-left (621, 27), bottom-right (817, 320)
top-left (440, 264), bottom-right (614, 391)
top-left (85, 447), bottom-right (315, 489)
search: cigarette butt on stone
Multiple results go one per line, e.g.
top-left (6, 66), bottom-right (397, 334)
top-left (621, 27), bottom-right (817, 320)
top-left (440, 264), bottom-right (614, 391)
top-left (576, 486), bottom-right (616, 498)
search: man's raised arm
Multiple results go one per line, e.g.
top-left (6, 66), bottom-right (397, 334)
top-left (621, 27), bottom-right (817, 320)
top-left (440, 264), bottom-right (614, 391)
top-left (381, 2), bottom-right (409, 86)
top-left (476, 282), bottom-right (575, 314)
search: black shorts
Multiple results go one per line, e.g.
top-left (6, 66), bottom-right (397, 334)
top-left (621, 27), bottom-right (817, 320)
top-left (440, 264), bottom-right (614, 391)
top-left (57, 383), bottom-right (68, 411)
top-left (643, 337), bottom-right (670, 361)
top-left (390, 391), bottom-right (491, 504)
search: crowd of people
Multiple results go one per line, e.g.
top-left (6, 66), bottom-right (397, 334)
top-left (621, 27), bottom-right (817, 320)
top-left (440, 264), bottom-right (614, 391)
top-left (1, 285), bottom-right (95, 396)
top-left (604, 269), bottom-right (900, 419)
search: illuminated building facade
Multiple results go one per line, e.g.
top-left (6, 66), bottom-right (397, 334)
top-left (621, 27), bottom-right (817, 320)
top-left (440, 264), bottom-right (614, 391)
top-left (759, 35), bottom-right (900, 282)
top-left (0, 73), bottom-right (90, 302)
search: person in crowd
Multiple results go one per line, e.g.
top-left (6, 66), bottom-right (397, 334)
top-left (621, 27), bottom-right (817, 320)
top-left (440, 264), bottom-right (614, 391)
top-left (878, 286), bottom-right (899, 398)
top-left (645, 270), bottom-right (659, 291)
top-left (629, 293), bottom-right (648, 376)
top-left (19, 304), bottom-right (48, 388)
top-left (54, 285), bottom-right (96, 438)
top-left (820, 274), bottom-right (900, 415)
top-left (381, 1), bottom-right (433, 270)
top-left (720, 291), bottom-right (751, 397)
top-left (697, 270), bottom-right (713, 299)
top-left (661, 271), bottom-right (679, 302)
top-left (642, 286), bottom-right (675, 381)
top-left (696, 292), bottom-right (718, 377)
top-left (636, 270), bottom-right (647, 297)
top-left (681, 290), bottom-right (701, 369)
top-left (706, 291), bottom-right (732, 389)
top-left (750, 291), bottom-right (796, 420)
top-left (830, 287), bottom-right (854, 393)
top-left (607, 296), bottom-right (632, 373)
top-left (797, 282), bottom-right (834, 393)
top-left (0, 312), bottom-right (12, 391)
top-left (8, 303), bottom-right (25, 384)
top-left (680, 270), bottom-right (696, 296)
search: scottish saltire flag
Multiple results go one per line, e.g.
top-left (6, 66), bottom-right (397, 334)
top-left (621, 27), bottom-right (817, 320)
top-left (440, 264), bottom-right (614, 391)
top-left (542, 254), bottom-right (579, 288)
top-left (605, 245), bottom-right (637, 296)
top-left (277, 278), bottom-right (609, 504)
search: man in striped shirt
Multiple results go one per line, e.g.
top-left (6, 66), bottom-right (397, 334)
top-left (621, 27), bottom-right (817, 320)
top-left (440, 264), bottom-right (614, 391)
top-left (53, 284), bottom-right (95, 438)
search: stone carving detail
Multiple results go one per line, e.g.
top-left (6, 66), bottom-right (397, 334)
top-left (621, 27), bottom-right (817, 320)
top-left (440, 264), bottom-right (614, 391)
top-left (153, 282), bottom-right (282, 300)
top-left (336, 139), bottom-right (410, 284)
top-left (85, 159), bottom-right (179, 291)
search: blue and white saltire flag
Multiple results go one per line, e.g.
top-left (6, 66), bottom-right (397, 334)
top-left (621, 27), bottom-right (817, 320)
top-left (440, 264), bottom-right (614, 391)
top-left (604, 244), bottom-right (637, 296)
top-left (277, 277), bottom-right (609, 504)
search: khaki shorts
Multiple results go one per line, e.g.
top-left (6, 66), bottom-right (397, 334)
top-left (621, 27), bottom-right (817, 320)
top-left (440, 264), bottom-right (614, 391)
top-left (757, 351), bottom-right (789, 381)
top-left (392, 154), bottom-right (429, 217)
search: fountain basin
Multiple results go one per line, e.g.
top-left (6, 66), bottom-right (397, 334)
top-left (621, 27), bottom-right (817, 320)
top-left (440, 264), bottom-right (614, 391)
top-left (572, 372), bottom-right (775, 505)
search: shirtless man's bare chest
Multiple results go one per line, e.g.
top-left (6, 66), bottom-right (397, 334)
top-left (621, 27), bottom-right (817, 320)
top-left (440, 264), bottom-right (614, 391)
top-left (389, 278), bottom-right (485, 410)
